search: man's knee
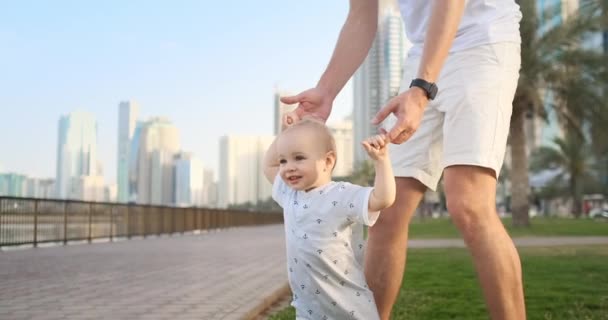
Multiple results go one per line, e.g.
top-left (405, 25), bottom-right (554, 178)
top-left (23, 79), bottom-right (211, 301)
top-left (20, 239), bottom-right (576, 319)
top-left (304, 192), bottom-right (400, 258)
top-left (447, 198), bottom-right (497, 243)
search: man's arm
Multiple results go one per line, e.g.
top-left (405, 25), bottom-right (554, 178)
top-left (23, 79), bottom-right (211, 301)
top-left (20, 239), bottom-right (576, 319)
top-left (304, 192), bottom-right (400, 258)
top-left (263, 138), bottom-right (280, 184)
top-left (416, 0), bottom-right (466, 82)
top-left (316, 0), bottom-right (379, 101)
top-left (280, 0), bottom-right (378, 121)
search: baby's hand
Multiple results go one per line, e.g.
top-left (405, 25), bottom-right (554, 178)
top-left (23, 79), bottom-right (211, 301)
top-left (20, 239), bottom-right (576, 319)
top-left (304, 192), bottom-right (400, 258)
top-left (361, 134), bottom-right (389, 161)
top-left (282, 111), bottom-right (300, 129)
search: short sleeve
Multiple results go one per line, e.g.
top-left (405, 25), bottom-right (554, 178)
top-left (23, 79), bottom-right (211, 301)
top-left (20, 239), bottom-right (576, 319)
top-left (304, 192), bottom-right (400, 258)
top-left (341, 183), bottom-right (380, 227)
top-left (271, 174), bottom-right (288, 208)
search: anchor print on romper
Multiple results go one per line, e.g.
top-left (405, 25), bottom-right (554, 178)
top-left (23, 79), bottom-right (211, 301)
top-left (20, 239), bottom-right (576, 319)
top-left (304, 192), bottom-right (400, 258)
top-left (349, 203), bottom-right (355, 209)
top-left (322, 316), bottom-right (328, 320)
top-left (315, 289), bottom-right (321, 294)
top-left (303, 204), bottom-right (309, 209)
top-left (332, 201), bottom-right (338, 207)
top-left (316, 218), bottom-right (322, 224)
top-left (358, 244), bottom-right (364, 250)
top-left (317, 249), bottom-right (323, 255)
top-left (303, 233), bottom-right (308, 239)
top-left (293, 200), bottom-right (298, 206)
top-left (308, 310), bottom-right (313, 315)
top-left (332, 231), bottom-right (338, 237)
top-left (300, 284), bottom-right (305, 290)
top-left (323, 274), bottom-right (329, 281)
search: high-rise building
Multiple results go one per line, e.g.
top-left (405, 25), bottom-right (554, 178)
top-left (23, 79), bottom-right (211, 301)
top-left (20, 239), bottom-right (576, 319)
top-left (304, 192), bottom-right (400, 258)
top-left (128, 121), bottom-right (144, 202)
top-left (218, 135), bottom-right (274, 208)
top-left (329, 117), bottom-right (354, 177)
top-left (117, 101), bottom-right (139, 203)
top-left (55, 111), bottom-right (100, 199)
top-left (74, 175), bottom-right (106, 202)
top-left (174, 152), bottom-right (204, 207)
top-left (0, 173), bottom-right (27, 197)
top-left (274, 89), bottom-right (296, 135)
top-left (136, 117), bottom-right (180, 206)
top-left (202, 168), bottom-right (216, 207)
top-left (353, 1), bottom-right (410, 164)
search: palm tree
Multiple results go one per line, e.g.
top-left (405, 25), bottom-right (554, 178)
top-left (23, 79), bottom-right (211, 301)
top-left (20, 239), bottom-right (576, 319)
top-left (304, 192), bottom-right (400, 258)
top-left (510, 0), bottom-right (605, 226)
top-left (530, 133), bottom-right (594, 217)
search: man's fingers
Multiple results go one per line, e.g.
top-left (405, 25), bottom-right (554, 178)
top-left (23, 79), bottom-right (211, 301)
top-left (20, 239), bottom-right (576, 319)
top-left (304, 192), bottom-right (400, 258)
top-left (371, 98), bottom-right (397, 125)
top-left (280, 94), bottom-right (302, 105)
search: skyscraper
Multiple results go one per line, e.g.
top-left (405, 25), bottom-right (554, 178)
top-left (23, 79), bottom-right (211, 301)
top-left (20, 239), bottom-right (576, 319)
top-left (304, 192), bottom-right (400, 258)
top-left (329, 117), bottom-right (354, 177)
top-left (117, 101), bottom-right (139, 203)
top-left (218, 135), bottom-right (274, 208)
top-left (174, 152), bottom-right (204, 207)
top-left (136, 117), bottom-right (181, 206)
top-left (353, 1), bottom-right (410, 164)
top-left (128, 121), bottom-right (143, 202)
top-left (55, 111), bottom-right (100, 199)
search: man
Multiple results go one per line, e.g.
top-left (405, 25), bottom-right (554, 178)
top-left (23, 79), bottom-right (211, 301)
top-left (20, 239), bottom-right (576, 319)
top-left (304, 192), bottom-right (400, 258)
top-left (280, 1), bottom-right (526, 319)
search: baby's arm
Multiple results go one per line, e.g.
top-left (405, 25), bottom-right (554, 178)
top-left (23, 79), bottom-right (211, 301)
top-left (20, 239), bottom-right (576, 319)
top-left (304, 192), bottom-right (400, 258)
top-left (263, 137), bottom-right (280, 184)
top-left (361, 134), bottom-right (396, 212)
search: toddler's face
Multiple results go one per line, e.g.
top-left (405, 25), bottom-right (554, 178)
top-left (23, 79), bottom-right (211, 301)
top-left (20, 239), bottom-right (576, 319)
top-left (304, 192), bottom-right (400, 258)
top-left (277, 129), bottom-right (331, 191)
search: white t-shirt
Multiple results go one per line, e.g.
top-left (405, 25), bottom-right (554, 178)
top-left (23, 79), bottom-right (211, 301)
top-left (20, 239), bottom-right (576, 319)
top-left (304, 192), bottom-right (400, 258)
top-left (272, 175), bottom-right (380, 320)
top-left (399, 0), bottom-right (522, 56)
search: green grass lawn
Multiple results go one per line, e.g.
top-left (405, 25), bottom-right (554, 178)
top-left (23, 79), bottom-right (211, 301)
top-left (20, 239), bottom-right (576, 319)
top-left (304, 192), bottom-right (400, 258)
top-left (407, 217), bottom-right (608, 239)
top-left (269, 246), bottom-right (608, 320)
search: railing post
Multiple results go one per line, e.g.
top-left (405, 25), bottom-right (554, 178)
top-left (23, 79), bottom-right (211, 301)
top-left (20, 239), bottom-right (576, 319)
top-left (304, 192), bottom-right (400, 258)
top-left (88, 203), bottom-right (93, 243)
top-left (126, 204), bottom-right (131, 239)
top-left (33, 200), bottom-right (38, 248)
top-left (63, 202), bottom-right (68, 245)
top-left (109, 205), bottom-right (114, 242)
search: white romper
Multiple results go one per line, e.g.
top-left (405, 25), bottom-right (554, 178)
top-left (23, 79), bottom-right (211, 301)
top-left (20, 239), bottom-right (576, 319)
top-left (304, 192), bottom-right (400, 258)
top-left (272, 175), bottom-right (381, 320)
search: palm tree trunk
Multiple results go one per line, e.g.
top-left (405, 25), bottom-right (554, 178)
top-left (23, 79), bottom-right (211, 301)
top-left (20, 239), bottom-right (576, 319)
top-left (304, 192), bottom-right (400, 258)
top-left (510, 110), bottom-right (531, 227)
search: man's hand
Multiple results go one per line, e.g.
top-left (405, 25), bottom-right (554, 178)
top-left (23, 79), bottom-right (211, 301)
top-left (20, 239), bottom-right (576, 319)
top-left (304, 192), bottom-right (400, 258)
top-left (371, 87), bottom-right (429, 144)
top-left (280, 87), bottom-right (333, 123)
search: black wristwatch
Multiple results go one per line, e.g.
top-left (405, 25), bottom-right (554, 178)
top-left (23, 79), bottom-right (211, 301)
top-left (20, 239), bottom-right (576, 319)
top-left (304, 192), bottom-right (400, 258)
top-left (409, 78), bottom-right (438, 100)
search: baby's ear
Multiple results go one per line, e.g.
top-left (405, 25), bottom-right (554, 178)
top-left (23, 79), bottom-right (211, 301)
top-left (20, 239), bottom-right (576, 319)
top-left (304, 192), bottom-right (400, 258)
top-left (325, 150), bottom-right (337, 169)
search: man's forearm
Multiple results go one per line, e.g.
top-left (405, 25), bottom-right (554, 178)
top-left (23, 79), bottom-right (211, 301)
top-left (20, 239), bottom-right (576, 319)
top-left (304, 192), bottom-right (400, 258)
top-left (317, 0), bottom-right (378, 101)
top-left (417, 0), bottom-right (465, 82)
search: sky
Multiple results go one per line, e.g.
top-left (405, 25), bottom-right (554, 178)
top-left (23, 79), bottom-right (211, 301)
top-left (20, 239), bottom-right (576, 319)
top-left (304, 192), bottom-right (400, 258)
top-left (0, 1), bottom-right (355, 184)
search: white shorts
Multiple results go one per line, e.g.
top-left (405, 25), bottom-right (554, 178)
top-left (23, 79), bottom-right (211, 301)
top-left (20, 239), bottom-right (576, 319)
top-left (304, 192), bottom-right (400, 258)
top-left (385, 42), bottom-right (521, 191)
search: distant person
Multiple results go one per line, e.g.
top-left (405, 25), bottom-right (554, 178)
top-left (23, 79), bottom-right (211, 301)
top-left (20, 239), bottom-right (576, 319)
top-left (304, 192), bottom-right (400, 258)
top-left (263, 117), bottom-right (395, 319)
top-left (279, 0), bottom-right (525, 319)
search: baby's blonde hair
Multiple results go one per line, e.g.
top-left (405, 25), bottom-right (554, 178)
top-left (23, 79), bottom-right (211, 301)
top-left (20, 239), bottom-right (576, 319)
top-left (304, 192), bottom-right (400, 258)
top-left (282, 118), bottom-right (337, 155)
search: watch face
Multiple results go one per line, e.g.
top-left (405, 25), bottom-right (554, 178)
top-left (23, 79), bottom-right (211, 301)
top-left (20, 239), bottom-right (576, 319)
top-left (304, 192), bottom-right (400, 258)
top-left (429, 84), bottom-right (438, 99)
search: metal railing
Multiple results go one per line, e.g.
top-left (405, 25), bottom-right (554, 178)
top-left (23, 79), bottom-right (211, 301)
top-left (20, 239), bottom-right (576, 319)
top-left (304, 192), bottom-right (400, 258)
top-left (0, 196), bottom-right (283, 247)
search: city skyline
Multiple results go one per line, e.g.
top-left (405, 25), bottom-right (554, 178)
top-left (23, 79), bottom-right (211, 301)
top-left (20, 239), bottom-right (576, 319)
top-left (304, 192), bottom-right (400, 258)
top-left (0, 1), bottom-right (354, 183)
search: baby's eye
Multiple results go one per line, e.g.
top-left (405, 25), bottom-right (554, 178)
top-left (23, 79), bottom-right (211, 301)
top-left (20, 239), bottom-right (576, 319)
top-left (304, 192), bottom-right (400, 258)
top-left (295, 155), bottom-right (306, 161)
top-left (279, 159), bottom-right (287, 164)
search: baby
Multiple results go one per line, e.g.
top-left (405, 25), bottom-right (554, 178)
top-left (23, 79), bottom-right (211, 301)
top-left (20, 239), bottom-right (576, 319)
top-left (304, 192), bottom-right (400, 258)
top-left (263, 117), bottom-right (395, 320)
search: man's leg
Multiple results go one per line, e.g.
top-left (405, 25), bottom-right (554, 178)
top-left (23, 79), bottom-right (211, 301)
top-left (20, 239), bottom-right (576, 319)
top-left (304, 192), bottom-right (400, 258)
top-left (365, 177), bottom-right (426, 320)
top-left (444, 165), bottom-right (525, 320)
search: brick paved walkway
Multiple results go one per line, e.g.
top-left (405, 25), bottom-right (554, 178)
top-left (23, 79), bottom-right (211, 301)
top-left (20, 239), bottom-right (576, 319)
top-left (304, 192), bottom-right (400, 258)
top-left (0, 225), bottom-right (287, 320)
top-left (1, 223), bottom-right (606, 320)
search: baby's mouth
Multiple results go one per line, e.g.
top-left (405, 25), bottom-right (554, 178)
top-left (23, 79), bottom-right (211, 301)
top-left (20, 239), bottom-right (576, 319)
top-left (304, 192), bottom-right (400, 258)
top-left (287, 176), bottom-right (302, 183)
